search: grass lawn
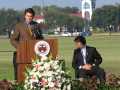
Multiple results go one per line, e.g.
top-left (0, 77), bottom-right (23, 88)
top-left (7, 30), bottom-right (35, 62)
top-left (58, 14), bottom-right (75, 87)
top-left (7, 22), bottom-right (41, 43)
top-left (0, 35), bottom-right (120, 80)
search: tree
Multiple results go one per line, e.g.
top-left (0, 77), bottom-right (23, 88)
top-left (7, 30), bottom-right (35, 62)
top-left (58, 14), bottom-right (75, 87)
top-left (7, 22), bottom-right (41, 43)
top-left (92, 5), bottom-right (120, 32)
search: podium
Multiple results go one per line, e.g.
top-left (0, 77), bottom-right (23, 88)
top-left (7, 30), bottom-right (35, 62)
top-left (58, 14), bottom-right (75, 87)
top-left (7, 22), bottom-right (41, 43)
top-left (16, 39), bottom-right (58, 82)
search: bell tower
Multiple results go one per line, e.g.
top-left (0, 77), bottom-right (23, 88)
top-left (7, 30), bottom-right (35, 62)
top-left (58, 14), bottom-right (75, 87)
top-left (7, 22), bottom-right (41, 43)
top-left (81, 0), bottom-right (93, 21)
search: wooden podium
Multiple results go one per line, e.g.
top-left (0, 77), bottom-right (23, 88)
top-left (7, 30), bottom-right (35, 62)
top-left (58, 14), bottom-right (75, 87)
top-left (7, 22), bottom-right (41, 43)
top-left (16, 39), bottom-right (58, 83)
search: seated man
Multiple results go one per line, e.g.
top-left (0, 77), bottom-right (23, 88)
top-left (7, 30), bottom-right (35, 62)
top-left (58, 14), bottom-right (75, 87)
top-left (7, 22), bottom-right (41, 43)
top-left (72, 36), bottom-right (105, 83)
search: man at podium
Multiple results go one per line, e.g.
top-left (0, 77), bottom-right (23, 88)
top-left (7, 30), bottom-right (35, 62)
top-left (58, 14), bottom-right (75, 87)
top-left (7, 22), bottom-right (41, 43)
top-left (10, 8), bottom-right (44, 80)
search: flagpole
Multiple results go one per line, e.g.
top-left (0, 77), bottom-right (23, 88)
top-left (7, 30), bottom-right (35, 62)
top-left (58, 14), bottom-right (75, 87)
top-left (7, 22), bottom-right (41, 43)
top-left (41, 0), bottom-right (44, 16)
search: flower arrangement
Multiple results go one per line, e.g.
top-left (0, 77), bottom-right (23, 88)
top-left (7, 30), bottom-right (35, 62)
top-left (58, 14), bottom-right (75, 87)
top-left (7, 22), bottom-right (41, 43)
top-left (24, 56), bottom-right (71, 90)
top-left (71, 73), bottom-right (120, 90)
top-left (106, 73), bottom-right (120, 87)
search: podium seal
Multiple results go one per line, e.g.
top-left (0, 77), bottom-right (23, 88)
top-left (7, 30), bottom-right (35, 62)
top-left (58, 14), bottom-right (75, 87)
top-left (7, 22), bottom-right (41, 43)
top-left (34, 40), bottom-right (50, 57)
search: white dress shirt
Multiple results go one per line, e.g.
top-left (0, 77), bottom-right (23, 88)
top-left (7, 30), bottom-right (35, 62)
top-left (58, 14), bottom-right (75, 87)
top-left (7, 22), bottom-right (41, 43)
top-left (79, 46), bottom-right (87, 69)
top-left (81, 46), bottom-right (87, 64)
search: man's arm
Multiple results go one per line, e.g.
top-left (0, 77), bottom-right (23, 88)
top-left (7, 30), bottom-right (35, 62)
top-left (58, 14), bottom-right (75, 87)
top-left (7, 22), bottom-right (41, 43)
top-left (10, 25), bottom-right (20, 49)
top-left (72, 50), bottom-right (78, 69)
top-left (37, 23), bottom-right (45, 39)
top-left (35, 28), bottom-right (44, 40)
top-left (93, 48), bottom-right (102, 66)
top-left (32, 23), bottom-right (44, 40)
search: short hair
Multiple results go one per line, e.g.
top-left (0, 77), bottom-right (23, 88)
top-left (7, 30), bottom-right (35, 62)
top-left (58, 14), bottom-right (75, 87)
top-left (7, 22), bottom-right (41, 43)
top-left (74, 36), bottom-right (86, 45)
top-left (24, 8), bottom-right (35, 16)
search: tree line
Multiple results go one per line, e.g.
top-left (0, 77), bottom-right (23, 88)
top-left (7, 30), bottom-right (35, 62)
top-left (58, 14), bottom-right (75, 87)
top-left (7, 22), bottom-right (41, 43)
top-left (92, 4), bottom-right (120, 32)
top-left (0, 4), bottom-right (120, 35)
top-left (0, 6), bottom-right (84, 35)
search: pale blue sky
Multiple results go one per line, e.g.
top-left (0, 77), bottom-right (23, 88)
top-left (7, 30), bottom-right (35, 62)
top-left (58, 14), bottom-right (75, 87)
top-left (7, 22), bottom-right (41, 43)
top-left (0, 0), bottom-right (120, 10)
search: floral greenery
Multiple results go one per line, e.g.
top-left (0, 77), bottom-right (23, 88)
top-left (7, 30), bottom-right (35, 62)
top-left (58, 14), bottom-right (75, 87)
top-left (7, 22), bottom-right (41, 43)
top-left (11, 73), bottom-right (120, 90)
top-left (24, 56), bottom-right (71, 90)
top-left (12, 81), bottom-right (120, 90)
top-left (106, 73), bottom-right (120, 87)
top-left (71, 73), bottom-right (120, 90)
top-left (11, 56), bottom-right (120, 90)
top-left (71, 80), bottom-right (120, 90)
top-left (12, 83), bottom-right (24, 90)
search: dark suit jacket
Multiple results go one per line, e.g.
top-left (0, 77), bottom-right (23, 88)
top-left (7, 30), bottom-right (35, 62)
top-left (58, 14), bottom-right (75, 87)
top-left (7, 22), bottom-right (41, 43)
top-left (72, 46), bottom-right (102, 70)
top-left (10, 21), bottom-right (44, 49)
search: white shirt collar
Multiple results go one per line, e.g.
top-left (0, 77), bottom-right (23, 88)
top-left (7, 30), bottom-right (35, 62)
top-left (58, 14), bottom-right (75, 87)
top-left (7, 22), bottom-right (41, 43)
top-left (81, 46), bottom-right (86, 56)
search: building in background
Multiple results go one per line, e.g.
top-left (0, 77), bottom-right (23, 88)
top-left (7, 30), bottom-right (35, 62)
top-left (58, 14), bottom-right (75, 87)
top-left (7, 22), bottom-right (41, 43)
top-left (34, 15), bottom-right (45, 23)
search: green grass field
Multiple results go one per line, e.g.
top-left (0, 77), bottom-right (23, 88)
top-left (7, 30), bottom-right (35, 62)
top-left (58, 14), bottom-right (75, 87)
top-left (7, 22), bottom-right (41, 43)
top-left (0, 35), bottom-right (120, 80)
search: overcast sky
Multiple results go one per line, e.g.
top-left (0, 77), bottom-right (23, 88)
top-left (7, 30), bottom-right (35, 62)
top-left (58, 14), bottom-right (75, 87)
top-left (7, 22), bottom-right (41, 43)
top-left (0, 0), bottom-right (120, 10)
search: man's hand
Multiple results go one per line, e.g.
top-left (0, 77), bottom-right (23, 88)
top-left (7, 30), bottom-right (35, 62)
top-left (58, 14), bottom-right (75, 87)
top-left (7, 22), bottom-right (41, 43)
top-left (82, 64), bottom-right (92, 70)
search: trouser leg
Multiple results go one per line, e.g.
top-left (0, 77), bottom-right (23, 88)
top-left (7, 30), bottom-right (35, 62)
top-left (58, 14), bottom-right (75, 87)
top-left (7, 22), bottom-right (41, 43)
top-left (13, 52), bottom-right (17, 80)
top-left (78, 69), bottom-right (88, 78)
top-left (91, 66), bottom-right (106, 83)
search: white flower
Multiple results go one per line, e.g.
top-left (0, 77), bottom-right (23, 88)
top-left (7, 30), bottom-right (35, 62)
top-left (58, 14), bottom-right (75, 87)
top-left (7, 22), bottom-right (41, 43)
top-left (57, 83), bottom-right (62, 88)
top-left (41, 56), bottom-right (48, 61)
top-left (30, 75), bottom-right (39, 83)
top-left (53, 72), bottom-right (58, 75)
top-left (118, 81), bottom-right (120, 85)
top-left (53, 65), bottom-right (59, 70)
top-left (44, 63), bottom-right (50, 70)
top-left (29, 71), bottom-right (35, 76)
top-left (56, 69), bottom-right (61, 73)
top-left (45, 71), bottom-right (53, 77)
top-left (61, 71), bottom-right (65, 74)
top-left (41, 88), bottom-right (45, 90)
top-left (48, 82), bottom-right (55, 88)
top-left (57, 76), bottom-right (61, 79)
top-left (48, 77), bottom-right (53, 82)
top-left (30, 84), bottom-right (34, 89)
top-left (62, 78), bottom-right (66, 83)
top-left (24, 84), bottom-right (27, 89)
top-left (49, 60), bottom-right (54, 64)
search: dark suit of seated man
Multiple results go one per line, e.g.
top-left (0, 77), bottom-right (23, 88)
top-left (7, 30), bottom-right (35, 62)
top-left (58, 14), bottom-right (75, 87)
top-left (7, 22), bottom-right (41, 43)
top-left (72, 36), bottom-right (106, 83)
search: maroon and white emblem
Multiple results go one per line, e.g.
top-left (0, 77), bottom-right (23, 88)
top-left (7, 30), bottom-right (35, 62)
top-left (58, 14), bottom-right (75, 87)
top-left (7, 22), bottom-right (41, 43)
top-left (34, 41), bottom-right (50, 57)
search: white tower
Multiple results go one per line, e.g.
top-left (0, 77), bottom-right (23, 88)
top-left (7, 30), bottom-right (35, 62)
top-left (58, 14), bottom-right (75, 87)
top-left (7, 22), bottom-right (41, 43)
top-left (81, 0), bottom-right (93, 21)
